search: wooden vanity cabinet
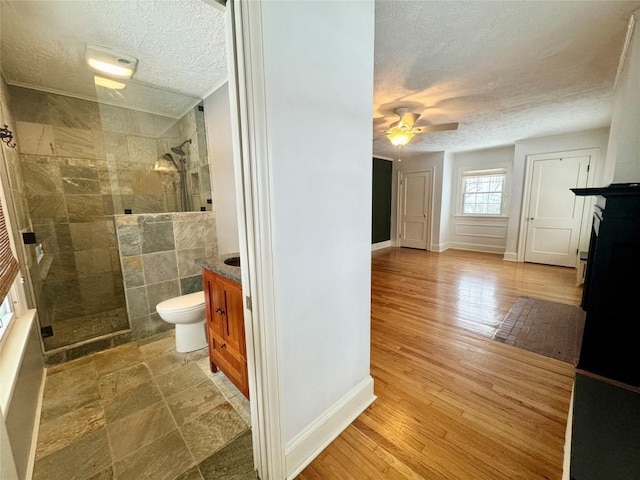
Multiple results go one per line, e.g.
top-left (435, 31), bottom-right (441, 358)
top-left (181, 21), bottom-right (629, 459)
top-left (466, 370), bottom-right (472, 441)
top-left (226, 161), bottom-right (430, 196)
top-left (203, 268), bottom-right (249, 399)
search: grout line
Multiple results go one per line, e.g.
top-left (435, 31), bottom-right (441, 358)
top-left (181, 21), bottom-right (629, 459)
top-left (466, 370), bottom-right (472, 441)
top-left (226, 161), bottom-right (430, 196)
top-left (148, 355), bottom-right (202, 476)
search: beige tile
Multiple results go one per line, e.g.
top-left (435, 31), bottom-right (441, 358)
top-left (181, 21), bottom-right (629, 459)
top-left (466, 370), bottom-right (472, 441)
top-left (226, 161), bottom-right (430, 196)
top-left (122, 255), bottom-right (144, 288)
top-left (138, 334), bottom-right (175, 359)
top-left (166, 380), bottom-right (226, 426)
top-left (113, 430), bottom-right (194, 480)
top-left (147, 350), bottom-right (194, 379)
top-left (228, 391), bottom-right (252, 427)
top-left (93, 343), bottom-right (143, 376)
top-left (22, 160), bottom-right (63, 194)
top-left (175, 466), bottom-right (204, 480)
top-left (46, 354), bottom-right (94, 376)
top-left (74, 249), bottom-right (112, 276)
top-left (98, 362), bottom-right (152, 398)
top-left (155, 362), bottom-right (208, 398)
top-left (176, 248), bottom-right (206, 278)
top-left (99, 106), bottom-right (128, 134)
top-left (142, 251), bottom-right (178, 284)
top-left (174, 220), bottom-right (205, 251)
top-left (41, 361), bottom-right (100, 422)
top-left (181, 402), bottom-right (248, 463)
top-left (35, 402), bottom-right (105, 459)
top-left (127, 135), bottom-right (157, 164)
top-left (210, 370), bottom-right (243, 401)
top-left (53, 126), bottom-right (96, 158)
top-left (106, 403), bottom-right (177, 461)
top-left (66, 194), bottom-right (105, 222)
top-left (33, 428), bottom-right (110, 480)
top-left (102, 380), bottom-right (163, 424)
top-left (15, 121), bottom-right (56, 155)
top-left (197, 430), bottom-right (255, 480)
top-left (86, 467), bottom-right (114, 480)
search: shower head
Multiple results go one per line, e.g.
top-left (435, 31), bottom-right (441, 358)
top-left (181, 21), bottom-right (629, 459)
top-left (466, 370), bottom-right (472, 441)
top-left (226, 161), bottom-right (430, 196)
top-left (170, 139), bottom-right (192, 156)
top-left (153, 153), bottom-right (179, 172)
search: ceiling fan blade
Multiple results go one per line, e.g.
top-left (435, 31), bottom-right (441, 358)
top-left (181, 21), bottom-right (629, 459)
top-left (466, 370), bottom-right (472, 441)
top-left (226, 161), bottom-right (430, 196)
top-left (415, 122), bottom-right (458, 133)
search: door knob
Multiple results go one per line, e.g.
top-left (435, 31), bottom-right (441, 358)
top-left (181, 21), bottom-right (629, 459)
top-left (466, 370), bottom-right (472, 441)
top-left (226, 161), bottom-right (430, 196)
top-left (528, 217), bottom-right (534, 221)
top-left (220, 343), bottom-right (226, 349)
top-left (214, 308), bottom-right (220, 313)
top-left (219, 309), bottom-right (225, 315)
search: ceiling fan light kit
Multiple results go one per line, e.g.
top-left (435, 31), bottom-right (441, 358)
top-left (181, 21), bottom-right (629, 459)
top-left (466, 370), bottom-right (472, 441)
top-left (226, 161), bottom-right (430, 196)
top-left (386, 128), bottom-right (414, 147)
top-left (383, 107), bottom-right (459, 155)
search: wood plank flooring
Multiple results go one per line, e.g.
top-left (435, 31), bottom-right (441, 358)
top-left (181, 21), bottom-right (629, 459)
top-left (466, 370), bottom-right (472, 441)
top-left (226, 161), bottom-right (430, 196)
top-left (298, 248), bottom-right (583, 480)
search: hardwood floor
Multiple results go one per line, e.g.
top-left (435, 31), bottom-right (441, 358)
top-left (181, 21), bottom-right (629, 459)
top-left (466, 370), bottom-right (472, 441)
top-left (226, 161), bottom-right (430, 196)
top-left (298, 248), bottom-right (583, 480)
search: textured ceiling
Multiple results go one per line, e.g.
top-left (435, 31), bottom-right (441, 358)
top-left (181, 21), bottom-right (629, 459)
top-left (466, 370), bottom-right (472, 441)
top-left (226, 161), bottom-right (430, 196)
top-left (373, 1), bottom-right (640, 157)
top-left (0, 0), bottom-right (227, 118)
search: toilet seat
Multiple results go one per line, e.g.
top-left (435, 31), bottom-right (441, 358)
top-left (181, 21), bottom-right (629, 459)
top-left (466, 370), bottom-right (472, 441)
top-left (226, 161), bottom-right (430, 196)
top-left (156, 291), bottom-right (204, 315)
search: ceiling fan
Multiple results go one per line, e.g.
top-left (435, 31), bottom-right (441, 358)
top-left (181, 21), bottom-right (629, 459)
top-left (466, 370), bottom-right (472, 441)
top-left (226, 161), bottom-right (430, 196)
top-left (383, 107), bottom-right (458, 147)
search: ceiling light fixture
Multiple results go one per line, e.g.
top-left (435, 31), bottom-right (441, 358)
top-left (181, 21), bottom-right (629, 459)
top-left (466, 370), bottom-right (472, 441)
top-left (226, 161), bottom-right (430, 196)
top-left (94, 76), bottom-right (126, 90)
top-left (86, 44), bottom-right (137, 79)
top-left (386, 127), bottom-right (414, 147)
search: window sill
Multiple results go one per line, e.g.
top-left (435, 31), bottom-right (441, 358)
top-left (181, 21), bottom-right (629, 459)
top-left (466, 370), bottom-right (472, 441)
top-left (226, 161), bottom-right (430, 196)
top-left (0, 309), bottom-right (37, 413)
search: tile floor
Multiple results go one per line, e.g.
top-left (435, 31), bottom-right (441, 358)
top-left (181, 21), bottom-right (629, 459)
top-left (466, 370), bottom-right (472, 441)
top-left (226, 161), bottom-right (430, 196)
top-left (33, 330), bottom-right (254, 480)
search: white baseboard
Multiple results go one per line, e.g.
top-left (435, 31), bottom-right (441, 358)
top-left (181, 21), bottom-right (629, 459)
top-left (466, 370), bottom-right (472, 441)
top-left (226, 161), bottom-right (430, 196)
top-left (371, 240), bottom-right (392, 251)
top-left (430, 242), bottom-right (449, 252)
top-left (503, 251), bottom-right (518, 262)
top-left (448, 242), bottom-right (506, 254)
top-left (285, 375), bottom-right (376, 479)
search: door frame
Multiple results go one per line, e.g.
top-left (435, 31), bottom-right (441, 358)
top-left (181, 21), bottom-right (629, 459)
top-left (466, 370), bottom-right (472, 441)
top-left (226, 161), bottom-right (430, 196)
top-left (396, 167), bottom-right (434, 250)
top-left (226, 1), bottom-right (285, 478)
top-left (516, 148), bottom-right (598, 263)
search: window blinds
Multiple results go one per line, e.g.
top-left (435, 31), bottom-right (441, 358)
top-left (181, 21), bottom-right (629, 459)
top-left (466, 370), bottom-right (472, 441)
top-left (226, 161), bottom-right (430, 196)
top-left (0, 199), bottom-right (19, 301)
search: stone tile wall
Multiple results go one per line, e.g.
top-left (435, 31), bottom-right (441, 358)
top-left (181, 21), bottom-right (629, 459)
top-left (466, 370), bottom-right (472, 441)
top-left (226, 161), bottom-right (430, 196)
top-left (115, 212), bottom-right (218, 340)
top-left (161, 104), bottom-right (212, 212)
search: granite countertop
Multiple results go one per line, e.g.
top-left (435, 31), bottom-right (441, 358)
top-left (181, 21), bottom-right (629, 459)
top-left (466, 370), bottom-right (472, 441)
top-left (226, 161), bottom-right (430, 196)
top-left (197, 253), bottom-right (242, 284)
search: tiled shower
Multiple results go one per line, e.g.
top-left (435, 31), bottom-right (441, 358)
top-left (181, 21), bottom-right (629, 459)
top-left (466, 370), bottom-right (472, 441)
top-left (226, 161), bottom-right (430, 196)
top-left (5, 83), bottom-right (217, 362)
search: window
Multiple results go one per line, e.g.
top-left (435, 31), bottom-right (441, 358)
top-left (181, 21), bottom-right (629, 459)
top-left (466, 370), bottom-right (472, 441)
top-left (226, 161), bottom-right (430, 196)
top-left (0, 198), bottom-right (20, 342)
top-left (461, 169), bottom-right (506, 215)
top-left (0, 294), bottom-right (14, 341)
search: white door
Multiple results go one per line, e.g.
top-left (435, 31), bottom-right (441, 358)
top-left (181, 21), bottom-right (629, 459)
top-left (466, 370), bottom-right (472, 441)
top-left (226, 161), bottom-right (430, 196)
top-left (399, 171), bottom-right (431, 249)
top-left (524, 154), bottom-right (590, 267)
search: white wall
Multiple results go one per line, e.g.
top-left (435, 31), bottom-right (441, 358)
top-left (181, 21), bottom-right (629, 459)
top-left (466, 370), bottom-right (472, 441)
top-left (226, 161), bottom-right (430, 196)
top-left (606, 16), bottom-right (640, 183)
top-left (447, 146), bottom-right (515, 254)
top-left (258, 0), bottom-right (375, 466)
top-left (504, 128), bottom-right (610, 259)
top-left (440, 152), bottom-right (455, 251)
top-left (391, 152), bottom-right (445, 250)
top-left (204, 83), bottom-right (240, 254)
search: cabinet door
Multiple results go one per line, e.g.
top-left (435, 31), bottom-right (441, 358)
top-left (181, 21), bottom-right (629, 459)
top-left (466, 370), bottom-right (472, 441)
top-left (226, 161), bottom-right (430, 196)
top-left (221, 278), bottom-right (246, 356)
top-left (203, 269), bottom-right (223, 337)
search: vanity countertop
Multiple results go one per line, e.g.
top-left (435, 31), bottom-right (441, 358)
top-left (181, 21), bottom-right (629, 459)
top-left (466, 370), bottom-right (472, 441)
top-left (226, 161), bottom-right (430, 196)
top-left (197, 253), bottom-right (241, 284)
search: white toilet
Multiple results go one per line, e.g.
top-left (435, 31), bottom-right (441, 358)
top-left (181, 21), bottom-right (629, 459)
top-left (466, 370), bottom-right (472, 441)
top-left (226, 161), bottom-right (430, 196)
top-left (155, 291), bottom-right (207, 353)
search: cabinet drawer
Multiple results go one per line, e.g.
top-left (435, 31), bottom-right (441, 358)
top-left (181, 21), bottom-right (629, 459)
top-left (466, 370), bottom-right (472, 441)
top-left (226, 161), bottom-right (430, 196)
top-left (208, 328), bottom-right (249, 399)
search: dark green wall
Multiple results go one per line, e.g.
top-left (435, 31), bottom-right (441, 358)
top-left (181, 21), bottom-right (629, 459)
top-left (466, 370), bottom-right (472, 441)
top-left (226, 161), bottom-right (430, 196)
top-left (372, 158), bottom-right (392, 244)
